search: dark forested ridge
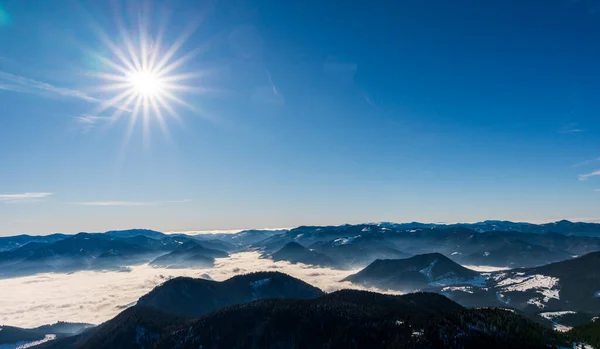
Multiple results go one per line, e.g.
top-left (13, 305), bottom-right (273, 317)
top-left (570, 318), bottom-right (600, 348)
top-left (41, 288), bottom-right (580, 349)
top-left (136, 271), bottom-right (325, 317)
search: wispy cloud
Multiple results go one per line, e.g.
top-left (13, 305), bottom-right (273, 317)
top-left (0, 192), bottom-right (53, 203)
top-left (560, 122), bottom-right (585, 134)
top-left (254, 70), bottom-right (284, 105)
top-left (0, 71), bottom-right (99, 103)
top-left (74, 199), bottom-right (191, 207)
top-left (0, 71), bottom-right (133, 132)
top-left (578, 170), bottom-right (600, 181)
top-left (572, 157), bottom-right (600, 168)
top-left (75, 115), bottom-right (115, 132)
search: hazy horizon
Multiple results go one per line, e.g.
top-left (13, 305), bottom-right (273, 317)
top-left (3, 217), bottom-right (600, 237)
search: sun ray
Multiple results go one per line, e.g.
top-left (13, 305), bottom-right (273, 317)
top-left (158, 71), bottom-right (209, 83)
top-left (142, 96), bottom-right (151, 145)
top-left (91, 53), bottom-right (132, 76)
top-left (162, 90), bottom-right (196, 110)
top-left (88, 19), bottom-right (138, 74)
top-left (155, 46), bottom-right (206, 78)
top-left (87, 72), bottom-right (130, 83)
top-left (125, 95), bottom-right (144, 143)
top-left (87, 89), bottom-right (135, 117)
top-left (152, 19), bottom-right (201, 73)
top-left (105, 92), bottom-right (138, 127)
top-left (112, 4), bottom-right (142, 72)
top-left (90, 82), bottom-right (134, 93)
top-left (155, 95), bottom-right (181, 123)
top-left (150, 97), bottom-right (170, 138)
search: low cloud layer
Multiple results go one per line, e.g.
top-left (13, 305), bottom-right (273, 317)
top-left (74, 199), bottom-right (191, 206)
top-left (0, 252), bottom-right (393, 328)
top-left (0, 192), bottom-right (52, 203)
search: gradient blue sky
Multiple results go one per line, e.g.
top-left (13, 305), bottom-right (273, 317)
top-left (1, 0), bottom-right (599, 235)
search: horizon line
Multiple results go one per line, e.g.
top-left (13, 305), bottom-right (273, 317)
top-left (3, 217), bottom-right (600, 237)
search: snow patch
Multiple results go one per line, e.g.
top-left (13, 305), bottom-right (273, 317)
top-left (441, 286), bottom-right (473, 294)
top-left (539, 311), bottom-right (577, 321)
top-left (496, 274), bottom-right (560, 303)
top-left (250, 278), bottom-right (271, 289)
top-left (553, 323), bottom-right (572, 332)
top-left (540, 312), bottom-right (577, 333)
top-left (527, 298), bottom-right (546, 309)
top-left (496, 292), bottom-right (511, 305)
top-left (332, 236), bottom-right (361, 246)
top-left (419, 259), bottom-right (438, 279)
top-left (572, 344), bottom-right (594, 349)
top-left (411, 330), bottom-right (424, 338)
top-left (0, 334), bottom-right (58, 349)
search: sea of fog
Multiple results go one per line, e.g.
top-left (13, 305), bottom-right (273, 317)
top-left (0, 252), bottom-right (390, 328)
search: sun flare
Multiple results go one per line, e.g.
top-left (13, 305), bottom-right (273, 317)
top-left (85, 8), bottom-right (208, 142)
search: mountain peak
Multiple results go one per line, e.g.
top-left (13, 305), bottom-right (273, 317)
top-left (344, 253), bottom-right (481, 291)
top-left (137, 272), bottom-right (324, 317)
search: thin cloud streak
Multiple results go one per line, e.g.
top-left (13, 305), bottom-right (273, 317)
top-left (578, 170), bottom-right (600, 181)
top-left (560, 122), bottom-right (585, 134)
top-left (0, 192), bottom-right (53, 202)
top-left (572, 157), bottom-right (600, 168)
top-left (74, 199), bottom-right (191, 206)
top-left (75, 115), bottom-right (115, 132)
top-left (0, 71), bottom-right (99, 103)
top-left (0, 71), bottom-right (130, 132)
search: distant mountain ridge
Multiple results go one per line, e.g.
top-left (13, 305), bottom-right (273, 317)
top-left (2, 220), bottom-right (600, 278)
top-left (0, 230), bottom-right (228, 278)
top-left (271, 242), bottom-right (340, 268)
top-left (0, 322), bottom-right (93, 347)
top-left (255, 223), bottom-right (600, 268)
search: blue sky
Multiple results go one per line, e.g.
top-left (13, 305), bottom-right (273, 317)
top-left (1, 0), bottom-right (599, 235)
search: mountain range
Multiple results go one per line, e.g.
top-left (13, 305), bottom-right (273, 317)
top-left (3, 220), bottom-right (600, 278)
top-left (0, 230), bottom-right (229, 278)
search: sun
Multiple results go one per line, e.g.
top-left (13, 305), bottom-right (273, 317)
top-left (128, 70), bottom-right (163, 98)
